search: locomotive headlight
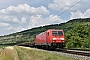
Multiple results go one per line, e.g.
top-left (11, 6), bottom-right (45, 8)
top-left (53, 38), bottom-right (57, 40)
top-left (60, 38), bottom-right (64, 40)
top-left (53, 40), bottom-right (55, 42)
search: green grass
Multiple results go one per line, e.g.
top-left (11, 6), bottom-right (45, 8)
top-left (0, 46), bottom-right (80, 60)
top-left (14, 46), bottom-right (30, 60)
top-left (0, 45), bottom-right (6, 48)
top-left (0, 46), bottom-right (19, 60)
top-left (0, 48), bottom-right (14, 60)
top-left (15, 46), bottom-right (77, 60)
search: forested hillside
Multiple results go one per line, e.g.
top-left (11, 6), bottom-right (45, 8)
top-left (0, 18), bottom-right (90, 48)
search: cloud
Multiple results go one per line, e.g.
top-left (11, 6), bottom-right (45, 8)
top-left (70, 10), bottom-right (83, 19)
top-left (0, 22), bottom-right (10, 28)
top-left (28, 15), bottom-right (65, 29)
top-left (6, 26), bottom-right (26, 32)
top-left (70, 8), bottom-right (90, 19)
top-left (0, 4), bottom-right (49, 16)
top-left (0, 0), bottom-right (89, 36)
top-left (0, 4), bottom-right (50, 35)
top-left (0, 16), bottom-right (27, 24)
top-left (0, 4), bottom-right (50, 24)
top-left (48, 0), bottom-right (90, 11)
top-left (83, 9), bottom-right (90, 17)
top-left (21, 17), bottom-right (26, 23)
top-left (0, 3), bottom-right (67, 35)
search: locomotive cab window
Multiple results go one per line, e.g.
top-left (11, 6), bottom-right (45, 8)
top-left (58, 31), bottom-right (63, 35)
top-left (52, 31), bottom-right (63, 35)
top-left (52, 31), bottom-right (57, 35)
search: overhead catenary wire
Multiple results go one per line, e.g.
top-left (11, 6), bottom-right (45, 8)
top-left (34, 0), bottom-right (83, 26)
top-left (41, 0), bottom-right (53, 16)
top-left (58, 0), bottom-right (82, 16)
top-left (45, 0), bottom-right (83, 25)
top-left (55, 0), bottom-right (73, 15)
top-left (83, 11), bottom-right (90, 18)
top-left (49, 0), bottom-right (53, 4)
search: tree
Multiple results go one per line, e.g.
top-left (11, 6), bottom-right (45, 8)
top-left (66, 24), bottom-right (89, 48)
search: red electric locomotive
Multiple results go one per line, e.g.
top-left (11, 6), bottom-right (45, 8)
top-left (35, 29), bottom-right (66, 49)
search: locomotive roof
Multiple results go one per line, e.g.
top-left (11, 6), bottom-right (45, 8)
top-left (36, 29), bottom-right (64, 36)
top-left (48, 29), bottom-right (63, 31)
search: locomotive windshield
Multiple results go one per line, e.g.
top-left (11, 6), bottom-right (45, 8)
top-left (52, 31), bottom-right (63, 35)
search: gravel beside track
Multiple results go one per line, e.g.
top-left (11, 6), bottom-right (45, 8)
top-left (46, 50), bottom-right (90, 60)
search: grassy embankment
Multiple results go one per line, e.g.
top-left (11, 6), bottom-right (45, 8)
top-left (0, 46), bottom-right (18, 60)
top-left (0, 46), bottom-right (78, 60)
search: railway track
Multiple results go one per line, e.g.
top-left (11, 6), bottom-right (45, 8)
top-left (58, 48), bottom-right (90, 57)
top-left (44, 48), bottom-right (90, 60)
top-left (34, 47), bottom-right (90, 60)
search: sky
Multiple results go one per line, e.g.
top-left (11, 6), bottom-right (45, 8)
top-left (0, 0), bottom-right (90, 36)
